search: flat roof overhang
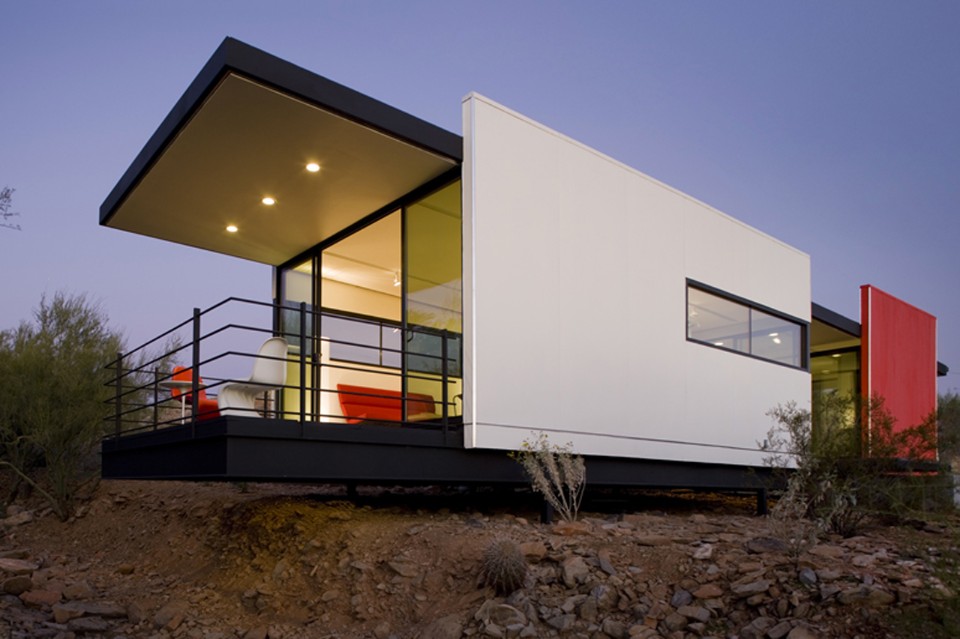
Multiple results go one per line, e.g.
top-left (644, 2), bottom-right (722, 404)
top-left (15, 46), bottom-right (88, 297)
top-left (100, 37), bottom-right (463, 266)
top-left (812, 302), bottom-right (949, 376)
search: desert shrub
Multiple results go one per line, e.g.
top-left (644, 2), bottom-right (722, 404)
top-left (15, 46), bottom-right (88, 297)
top-left (511, 432), bottom-right (585, 522)
top-left (0, 293), bottom-right (123, 519)
top-left (763, 394), bottom-right (942, 538)
top-left (479, 538), bottom-right (527, 595)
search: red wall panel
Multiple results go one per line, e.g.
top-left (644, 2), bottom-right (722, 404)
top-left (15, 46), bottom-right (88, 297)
top-left (861, 285), bottom-right (937, 458)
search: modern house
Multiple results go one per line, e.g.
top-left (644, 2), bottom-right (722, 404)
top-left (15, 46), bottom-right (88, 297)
top-left (100, 38), bottom-right (947, 504)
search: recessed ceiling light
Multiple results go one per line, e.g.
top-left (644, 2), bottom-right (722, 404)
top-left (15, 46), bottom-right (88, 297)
top-left (772, 337), bottom-right (782, 344)
top-left (306, 162), bottom-right (320, 173)
top-left (714, 341), bottom-right (724, 346)
top-left (768, 332), bottom-right (779, 337)
top-left (832, 353), bottom-right (841, 358)
top-left (226, 225), bottom-right (238, 233)
top-left (262, 196), bottom-right (276, 206)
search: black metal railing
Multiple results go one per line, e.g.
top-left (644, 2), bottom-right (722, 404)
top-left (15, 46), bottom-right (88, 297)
top-left (104, 297), bottom-right (462, 440)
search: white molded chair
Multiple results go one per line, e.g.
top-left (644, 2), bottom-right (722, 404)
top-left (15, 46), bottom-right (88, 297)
top-left (218, 337), bottom-right (289, 417)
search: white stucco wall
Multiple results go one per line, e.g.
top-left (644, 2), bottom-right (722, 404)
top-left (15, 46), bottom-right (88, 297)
top-left (461, 94), bottom-right (810, 467)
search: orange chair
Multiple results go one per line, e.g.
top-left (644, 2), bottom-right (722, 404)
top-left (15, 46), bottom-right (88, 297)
top-left (170, 366), bottom-right (220, 420)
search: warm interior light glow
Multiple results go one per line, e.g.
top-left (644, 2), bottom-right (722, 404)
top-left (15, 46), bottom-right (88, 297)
top-left (262, 196), bottom-right (276, 206)
top-left (306, 162), bottom-right (320, 173)
top-left (226, 224), bottom-right (238, 233)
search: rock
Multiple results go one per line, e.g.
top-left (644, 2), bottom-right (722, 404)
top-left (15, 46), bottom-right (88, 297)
top-left (420, 614), bottom-right (463, 639)
top-left (740, 616), bottom-right (775, 639)
top-left (519, 542), bottom-right (547, 562)
top-left (851, 554), bottom-right (875, 567)
top-left (677, 605), bottom-right (710, 623)
top-left (0, 558), bottom-right (39, 575)
top-left (786, 626), bottom-right (818, 639)
top-left (635, 535), bottom-right (672, 546)
top-left (670, 589), bottom-right (693, 607)
top-left (554, 520), bottom-right (591, 536)
top-left (745, 537), bottom-right (788, 554)
top-left (53, 603), bottom-right (86, 624)
top-left (127, 602), bottom-right (144, 624)
top-left (837, 586), bottom-right (895, 607)
top-left (67, 616), bottom-right (110, 633)
top-left (154, 600), bottom-right (189, 628)
top-left (63, 581), bottom-right (96, 600)
top-left (71, 601), bottom-right (127, 618)
top-left (0, 511), bottom-right (33, 527)
top-left (0, 549), bottom-right (30, 559)
top-left (798, 568), bottom-right (817, 586)
top-left (116, 563), bottom-right (135, 575)
top-left (816, 568), bottom-right (842, 581)
top-left (808, 545), bottom-right (844, 559)
top-left (320, 590), bottom-right (340, 602)
top-left (692, 544), bottom-right (713, 559)
top-left (579, 596), bottom-right (598, 621)
top-left (768, 620), bottom-right (793, 639)
top-left (485, 603), bottom-right (526, 628)
top-left (2, 575), bottom-right (33, 595)
top-left (597, 548), bottom-right (617, 575)
top-left (693, 583), bottom-right (724, 599)
top-left (602, 618), bottom-right (627, 638)
top-left (732, 579), bottom-right (772, 597)
top-left (373, 621), bottom-right (392, 639)
top-left (545, 613), bottom-right (576, 631)
top-left (590, 583), bottom-right (618, 611)
top-left (19, 589), bottom-right (61, 607)
top-left (387, 560), bottom-right (419, 578)
top-left (242, 627), bottom-right (268, 639)
top-left (662, 612), bottom-right (688, 632)
top-left (561, 556), bottom-right (590, 587)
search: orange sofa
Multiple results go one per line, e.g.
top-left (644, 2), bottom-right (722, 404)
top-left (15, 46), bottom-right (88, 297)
top-left (336, 384), bottom-right (437, 424)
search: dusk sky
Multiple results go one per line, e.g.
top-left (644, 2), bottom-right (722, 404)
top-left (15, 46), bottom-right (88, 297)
top-left (2, 1), bottom-right (958, 394)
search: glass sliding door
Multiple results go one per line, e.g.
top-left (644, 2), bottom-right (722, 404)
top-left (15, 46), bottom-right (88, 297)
top-left (404, 180), bottom-right (463, 417)
top-left (320, 211), bottom-right (403, 420)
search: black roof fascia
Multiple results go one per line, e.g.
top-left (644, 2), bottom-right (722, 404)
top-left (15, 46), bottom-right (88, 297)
top-left (938, 362), bottom-right (949, 377)
top-left (100, 37), bottom-right (463, 226)
top-left (811, 302), bottom-right (861, 337)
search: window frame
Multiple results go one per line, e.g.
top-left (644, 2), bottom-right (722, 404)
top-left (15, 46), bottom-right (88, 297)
top-left (686, 279), bottom-right (809, 371)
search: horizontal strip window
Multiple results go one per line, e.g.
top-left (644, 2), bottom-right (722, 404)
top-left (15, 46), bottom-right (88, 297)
top-left (687, 282), bottom-right (807, 370)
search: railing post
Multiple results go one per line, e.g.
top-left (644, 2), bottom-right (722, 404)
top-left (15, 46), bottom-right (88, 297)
top-left (441, 329), bottom-right (449, 440)
top-left (299, 302), bottom-right (307, 432)
top-left (114, 352), bottom-right (123, 438)
top-left (152, 368), bottom-right (159, 431)
top-left (191, 307), bottom-right (200, 437)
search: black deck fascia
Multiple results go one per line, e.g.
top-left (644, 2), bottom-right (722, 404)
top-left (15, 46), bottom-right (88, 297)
top-left (101, 417), bottom-right (772, 491)
top-left (100, 36), bottom-right (463, 226)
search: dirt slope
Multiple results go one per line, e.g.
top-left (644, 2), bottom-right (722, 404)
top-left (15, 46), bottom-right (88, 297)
top-left (1, 481), bottom-right (957, 639)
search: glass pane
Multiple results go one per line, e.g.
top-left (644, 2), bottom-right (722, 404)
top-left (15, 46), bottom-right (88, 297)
top-left (406, 328), bottom-right (462, 377)
top-left (687, 288), bottom-right (749, 353)
top-left (751, 310), bottom-right (802, 367)
top-left (326, 315), bottom-right (381, 366)
top-left (321, 212), bottom-right (401, 321)
top-left (280, 258), bottom-right (313, 341)
top-left (382, 325), bottom-right (402, 369)
top-left (405, 181), bottom-right (462, 332)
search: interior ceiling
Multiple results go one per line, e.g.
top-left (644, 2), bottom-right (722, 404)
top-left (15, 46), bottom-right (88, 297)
top-left (811, 318), bottom-right (860, 352)
top-left (105, 73), bottom-right (459, 266)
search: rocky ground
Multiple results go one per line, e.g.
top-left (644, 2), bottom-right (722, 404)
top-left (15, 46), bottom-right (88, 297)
top-left (0, 481), bottom-right (957, 639)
